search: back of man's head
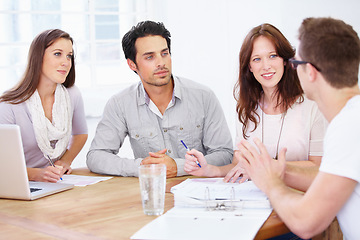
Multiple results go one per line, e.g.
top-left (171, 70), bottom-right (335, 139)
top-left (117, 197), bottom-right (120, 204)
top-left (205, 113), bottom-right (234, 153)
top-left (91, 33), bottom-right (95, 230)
top-left (122, 21), bottom-right (171, 64)
top-left (298, 17), bottom-right (360, 88)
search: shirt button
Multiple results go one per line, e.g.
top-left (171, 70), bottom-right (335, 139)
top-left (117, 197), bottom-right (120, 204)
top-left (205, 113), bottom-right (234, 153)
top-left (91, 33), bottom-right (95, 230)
top-left (180, 127), bottom-right (183, 130)
top-left (197, 125), bottom-right (201, 128)
top-left (135, 134), bottom-right (139, 138)
top-left (164, 129), bottom-right (168, 133)
top-left (149, 132), bottom-right (153, 136)
top-left (168, 150), bottom-right (172, 153)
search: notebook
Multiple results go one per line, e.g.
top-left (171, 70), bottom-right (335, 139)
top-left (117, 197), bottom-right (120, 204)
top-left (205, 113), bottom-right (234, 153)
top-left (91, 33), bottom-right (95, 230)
top-left (0, 124), bottom-right (74, 200)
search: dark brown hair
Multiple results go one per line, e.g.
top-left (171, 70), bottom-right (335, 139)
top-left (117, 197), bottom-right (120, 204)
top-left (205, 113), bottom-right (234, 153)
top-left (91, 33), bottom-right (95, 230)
top-left (0, 29), bottom-right (75, 104)
top-left (298, 17), bottom-right (360, 88)
top-left (122, 21), bottom-right (171, 64)
top-left (234, 23), bottom-right (303, 139)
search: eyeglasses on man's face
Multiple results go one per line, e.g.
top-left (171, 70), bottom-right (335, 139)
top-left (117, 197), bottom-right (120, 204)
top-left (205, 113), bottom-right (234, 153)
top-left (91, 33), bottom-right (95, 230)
top-left (289, 58), bottom-right (321, 72)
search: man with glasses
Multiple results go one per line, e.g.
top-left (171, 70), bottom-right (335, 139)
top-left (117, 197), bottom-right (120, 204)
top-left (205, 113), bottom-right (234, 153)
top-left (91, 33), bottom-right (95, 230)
top-left (289, 58), bottom-right (321, 72)
top-left (236, 17), bottom-right (360, 239)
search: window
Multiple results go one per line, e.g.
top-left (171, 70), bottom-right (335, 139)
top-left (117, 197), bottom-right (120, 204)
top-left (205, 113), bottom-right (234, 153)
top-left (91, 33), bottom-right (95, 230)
top-left (0, 0), bottom-right (153, 116)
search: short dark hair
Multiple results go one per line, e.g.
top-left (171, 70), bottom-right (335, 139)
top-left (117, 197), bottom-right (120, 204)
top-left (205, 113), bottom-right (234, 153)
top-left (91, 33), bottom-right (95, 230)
top-left (122, 20), bottom-right (171, 64)
top-left (298, 17), bottom-right (360, 88)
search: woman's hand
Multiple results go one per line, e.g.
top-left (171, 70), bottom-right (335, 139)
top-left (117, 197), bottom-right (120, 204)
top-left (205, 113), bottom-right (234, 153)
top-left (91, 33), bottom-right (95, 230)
top-left (223, 155), bottom-right (250, 183)
top-left (28, 166), bottom-right (63, 183)
top-left (54, 159), bottom-right (72, 174)
top-left (184, 149), bottom-right (209, 176)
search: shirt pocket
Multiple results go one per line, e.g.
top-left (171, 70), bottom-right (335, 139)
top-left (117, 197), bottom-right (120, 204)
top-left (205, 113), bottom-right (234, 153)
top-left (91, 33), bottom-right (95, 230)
top-left (129, 127), bottom-right (161, 156)
top-left (177, 121), bottom-right (204, 153)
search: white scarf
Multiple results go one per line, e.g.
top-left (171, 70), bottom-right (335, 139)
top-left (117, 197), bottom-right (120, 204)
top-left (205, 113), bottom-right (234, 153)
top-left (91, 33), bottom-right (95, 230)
top-left (26, 84), bottom-right (72, 160)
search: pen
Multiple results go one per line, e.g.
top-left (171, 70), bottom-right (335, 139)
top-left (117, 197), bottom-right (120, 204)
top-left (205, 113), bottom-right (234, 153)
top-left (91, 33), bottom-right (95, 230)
top-left (180, 140), bottom-right (201, 168)
top-left (46, 155), bottom-right (63, 181)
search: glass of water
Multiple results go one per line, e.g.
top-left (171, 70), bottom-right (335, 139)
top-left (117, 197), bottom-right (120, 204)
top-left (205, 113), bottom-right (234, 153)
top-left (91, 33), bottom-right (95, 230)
top-left (138, 164), bottom-right (166, 215)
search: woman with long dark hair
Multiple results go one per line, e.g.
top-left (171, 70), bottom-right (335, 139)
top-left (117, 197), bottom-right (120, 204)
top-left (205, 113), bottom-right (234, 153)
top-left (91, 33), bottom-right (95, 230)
top-left (184, 24), bottom-right (326, 190)
top-left (0, 29), bottom-right (88, 182)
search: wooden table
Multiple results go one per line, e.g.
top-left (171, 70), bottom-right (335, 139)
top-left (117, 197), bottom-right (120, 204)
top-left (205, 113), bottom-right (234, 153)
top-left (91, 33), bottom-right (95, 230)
top-left (0, 168), bottom-right (340, 239)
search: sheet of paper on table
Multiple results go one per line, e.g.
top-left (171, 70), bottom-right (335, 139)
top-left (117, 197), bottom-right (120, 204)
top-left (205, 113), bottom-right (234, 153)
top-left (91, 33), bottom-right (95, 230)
top-left (131, 207), bottom-right (272, 240)
top-left (170, 178), bottom-right (270, 208)
top-left (60, 174), bottom-right (113, 187)
top-left (131, 178), bottom-right (272, 240)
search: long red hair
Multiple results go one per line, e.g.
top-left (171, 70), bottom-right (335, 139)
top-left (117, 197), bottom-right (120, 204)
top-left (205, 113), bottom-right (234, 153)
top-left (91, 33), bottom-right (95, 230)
top-left (233, 23), bottom-right (303, 139)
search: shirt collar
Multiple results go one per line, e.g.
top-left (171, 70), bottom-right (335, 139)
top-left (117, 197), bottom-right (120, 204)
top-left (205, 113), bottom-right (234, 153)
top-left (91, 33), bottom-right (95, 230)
top-left (173, 76), bottom-right (182, 101)
top-left (139, 75), bottom-right (181, 106)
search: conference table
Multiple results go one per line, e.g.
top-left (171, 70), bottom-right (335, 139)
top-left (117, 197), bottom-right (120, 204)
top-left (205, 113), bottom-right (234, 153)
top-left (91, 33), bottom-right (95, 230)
top-left (0, 168), bottom-right (342, 239)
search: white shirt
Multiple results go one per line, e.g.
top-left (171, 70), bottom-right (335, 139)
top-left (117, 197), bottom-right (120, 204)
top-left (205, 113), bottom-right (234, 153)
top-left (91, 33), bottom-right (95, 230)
top-left (320, 95), bottom-right (360, 240)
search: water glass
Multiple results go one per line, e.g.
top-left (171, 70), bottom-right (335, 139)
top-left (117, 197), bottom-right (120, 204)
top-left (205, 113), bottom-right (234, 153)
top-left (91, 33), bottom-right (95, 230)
top-left (138, 164), bottom-right (166, 215)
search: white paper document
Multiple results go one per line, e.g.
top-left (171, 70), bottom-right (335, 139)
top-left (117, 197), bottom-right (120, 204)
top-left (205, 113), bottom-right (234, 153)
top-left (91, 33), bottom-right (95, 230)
top-left (131, 178), bottom-right (272, 240)
top-left (171, 178), bottom-right (271, 209)
top-left (60, 174), bottom-right (113, 187)
top-left (131, 207), bottom-right (272, 240)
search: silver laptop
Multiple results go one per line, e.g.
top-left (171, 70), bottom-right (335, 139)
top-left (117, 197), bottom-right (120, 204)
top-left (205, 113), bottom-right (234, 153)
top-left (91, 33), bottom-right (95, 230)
top-left (0, 124), bottom-right (74, 200)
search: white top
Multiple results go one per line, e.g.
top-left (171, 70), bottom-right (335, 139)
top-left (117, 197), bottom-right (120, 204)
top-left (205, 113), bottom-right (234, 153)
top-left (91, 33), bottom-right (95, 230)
top-left (235, 96), bottom-right (327, 161)
top-left (319, 95), bottom-right (360, 240)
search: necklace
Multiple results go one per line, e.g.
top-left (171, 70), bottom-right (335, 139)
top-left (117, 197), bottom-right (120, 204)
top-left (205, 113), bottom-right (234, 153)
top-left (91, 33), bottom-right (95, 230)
top-left (261, 100), bottom-right (287, 160)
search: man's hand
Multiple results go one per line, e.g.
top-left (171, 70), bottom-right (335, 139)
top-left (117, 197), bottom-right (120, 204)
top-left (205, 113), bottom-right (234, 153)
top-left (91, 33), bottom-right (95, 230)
top-left (141, 149), bottom-right (178, 178)
top-left (238, 138), bottom-right (287, 194)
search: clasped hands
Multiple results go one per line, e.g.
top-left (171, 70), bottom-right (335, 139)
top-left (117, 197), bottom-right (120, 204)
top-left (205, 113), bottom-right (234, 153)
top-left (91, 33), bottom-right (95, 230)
top-left (141, 149), bottom-right (178, 178)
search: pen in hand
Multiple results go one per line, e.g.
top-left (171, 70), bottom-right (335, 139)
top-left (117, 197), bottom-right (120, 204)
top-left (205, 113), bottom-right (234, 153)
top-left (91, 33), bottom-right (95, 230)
top-left (180, 140), bottom-right (201, 168)
top-left (46, 155), bottom-right (63, 181)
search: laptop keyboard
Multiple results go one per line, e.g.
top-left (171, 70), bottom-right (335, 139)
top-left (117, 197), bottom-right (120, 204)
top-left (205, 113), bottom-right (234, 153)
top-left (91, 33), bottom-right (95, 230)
top-left (30, 187), bottom-right (42, 193)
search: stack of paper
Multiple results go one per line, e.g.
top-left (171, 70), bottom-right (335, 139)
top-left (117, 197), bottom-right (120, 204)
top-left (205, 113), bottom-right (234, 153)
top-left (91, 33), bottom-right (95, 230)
top-left (131, 178), bottom-right (273, 240)
top-left (170, 178), bottom-right (271, 209)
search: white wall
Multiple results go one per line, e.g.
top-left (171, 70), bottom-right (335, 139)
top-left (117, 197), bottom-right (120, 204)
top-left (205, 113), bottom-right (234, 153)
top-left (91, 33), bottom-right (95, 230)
top-left (74, 0), bottom-right (360, 168)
